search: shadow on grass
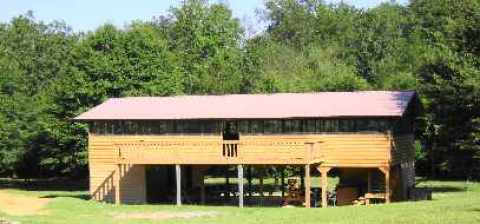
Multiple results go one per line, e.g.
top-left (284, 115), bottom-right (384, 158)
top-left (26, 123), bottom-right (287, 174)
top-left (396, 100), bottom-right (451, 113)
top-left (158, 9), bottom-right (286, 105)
top-left (468, 208), bottom-right (480, 213)
top-left (0, 178), bottom-right (89, 199)
top-left (40, 193), bottom-right (91, 200)
top-left (415, 177), bottom-right (468, 193)
top-left (427, 186), bottom-right (466, 193)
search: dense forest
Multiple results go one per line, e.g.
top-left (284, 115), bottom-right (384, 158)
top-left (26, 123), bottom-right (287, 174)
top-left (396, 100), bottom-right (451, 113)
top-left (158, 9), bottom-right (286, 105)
top-left (0, 0), bottom-right (479, 180)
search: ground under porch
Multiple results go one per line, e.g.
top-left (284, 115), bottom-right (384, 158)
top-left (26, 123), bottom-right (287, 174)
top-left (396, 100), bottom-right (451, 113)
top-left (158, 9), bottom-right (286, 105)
top-left (116, 164), bottom-right (398, 208)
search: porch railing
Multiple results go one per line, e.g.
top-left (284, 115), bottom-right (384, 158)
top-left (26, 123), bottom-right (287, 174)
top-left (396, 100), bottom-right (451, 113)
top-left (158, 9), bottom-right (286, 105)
top-left (115, 138), bottom-right (323, 165)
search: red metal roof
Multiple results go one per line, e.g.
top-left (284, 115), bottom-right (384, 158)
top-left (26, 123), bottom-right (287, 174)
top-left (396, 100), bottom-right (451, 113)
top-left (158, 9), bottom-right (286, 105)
top-left (74, 91), bottom-right (416, 120)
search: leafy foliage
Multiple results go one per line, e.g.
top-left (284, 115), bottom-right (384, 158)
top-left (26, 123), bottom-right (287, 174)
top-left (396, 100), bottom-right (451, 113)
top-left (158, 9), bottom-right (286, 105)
top-left (0, 0), bottom-right (479, 179)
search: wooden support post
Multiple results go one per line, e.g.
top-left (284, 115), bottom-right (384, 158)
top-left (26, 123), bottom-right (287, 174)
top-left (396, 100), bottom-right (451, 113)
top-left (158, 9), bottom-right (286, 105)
top-left (321, 169), bottom-right (328, 208)
top-left (318, 166), bottom-right (331, 208)
top-left (238, 164), bottom-right (244, 208)
top-left (385, 170), bottom-right (390, 203)
top-left (115, 164), bottom-right (121, 205)
top-left (281, 167), bottom-right (285, 198)
top-left (176, 164), bottom-right (182, 206)
top-left (379, 166), bottom-right (391, 203)
top-left (304, 164), bottom-right (311, 208)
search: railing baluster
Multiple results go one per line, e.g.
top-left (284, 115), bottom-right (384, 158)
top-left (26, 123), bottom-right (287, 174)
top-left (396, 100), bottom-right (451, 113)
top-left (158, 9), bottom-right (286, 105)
top-left (221, 140), bottom-right (239, 158)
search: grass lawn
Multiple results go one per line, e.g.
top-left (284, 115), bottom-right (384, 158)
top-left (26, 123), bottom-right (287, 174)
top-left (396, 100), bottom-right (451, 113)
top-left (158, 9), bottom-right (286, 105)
top-left (0, 179), bottom-right (479, 224)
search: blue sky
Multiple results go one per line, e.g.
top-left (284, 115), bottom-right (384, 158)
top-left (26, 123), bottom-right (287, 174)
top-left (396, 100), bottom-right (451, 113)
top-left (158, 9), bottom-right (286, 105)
top-left (0, 0), bottom-right (409, 33)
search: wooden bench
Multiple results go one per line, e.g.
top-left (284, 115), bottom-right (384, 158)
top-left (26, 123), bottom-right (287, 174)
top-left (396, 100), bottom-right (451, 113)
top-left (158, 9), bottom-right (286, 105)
top-left (364, 192), bottom-right (386, 205)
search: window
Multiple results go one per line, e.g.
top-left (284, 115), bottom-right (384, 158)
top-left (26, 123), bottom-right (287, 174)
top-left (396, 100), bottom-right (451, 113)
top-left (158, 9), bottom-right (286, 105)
top-left (238, 120), bottom-right (250, 134)
top-left (89, 118), bottom-right (393, 135)
top-left (249, 120), bottom-right (263, 134)
top-left (305, 119), bottom-right (316, 133)
top-left (339, 119), bottom-right (354, 132)
top-left (263, 120), bottom-right (281, 134)
top-left (284, 119), bottom-right (302, 133)
top-left (113, 120), bottom-right (124, 135)
top-left (355, 119), bottom-right (369, 131)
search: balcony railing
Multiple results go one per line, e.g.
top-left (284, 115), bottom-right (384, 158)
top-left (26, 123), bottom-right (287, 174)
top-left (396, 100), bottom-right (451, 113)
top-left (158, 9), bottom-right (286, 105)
top-left (115, 138), bottom-right (323, 165)
top-left (222, 140), bottom-right (239, 158)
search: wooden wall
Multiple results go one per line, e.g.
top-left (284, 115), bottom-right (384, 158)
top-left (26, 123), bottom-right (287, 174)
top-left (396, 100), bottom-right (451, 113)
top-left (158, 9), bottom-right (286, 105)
top-left (119, 164), bottom-right (146, 204)
top-left (241, 134), bottom-right (392, 167)
top-left (390, 134), bottom-right (416, 199)
top-left (89, 135), bottom-right (146, 203)
top-left (89, 134), bottom-right (116, 202)
top-left (89, 133), bottom-right (394, 202)
top-left (105, 133), bottom-right (392, 166)
top-left (391, 134), bottom-right (415, 165)
top-left (318, 134), bottom-right (391, 167)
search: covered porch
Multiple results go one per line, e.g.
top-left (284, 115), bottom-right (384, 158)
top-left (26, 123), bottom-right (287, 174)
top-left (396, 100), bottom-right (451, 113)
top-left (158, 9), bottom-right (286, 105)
top-left (112, 163), bottom-right (395, 208)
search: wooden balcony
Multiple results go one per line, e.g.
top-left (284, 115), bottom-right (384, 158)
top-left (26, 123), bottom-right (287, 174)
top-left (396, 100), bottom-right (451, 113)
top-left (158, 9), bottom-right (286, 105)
top-left (89, 133), bottom-right (392, 167)
top-left (114, 137), bottom-right (323, 165)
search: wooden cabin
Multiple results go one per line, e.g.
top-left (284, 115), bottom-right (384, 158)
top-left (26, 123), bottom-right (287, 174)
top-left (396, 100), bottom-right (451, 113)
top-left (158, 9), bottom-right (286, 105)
top-left (74, 91), bottom-right (419, 208)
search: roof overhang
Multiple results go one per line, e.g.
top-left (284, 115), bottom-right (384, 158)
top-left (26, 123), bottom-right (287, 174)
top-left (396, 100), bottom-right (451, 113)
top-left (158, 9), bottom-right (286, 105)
top-left (74, 91), bottom-right (418, 121)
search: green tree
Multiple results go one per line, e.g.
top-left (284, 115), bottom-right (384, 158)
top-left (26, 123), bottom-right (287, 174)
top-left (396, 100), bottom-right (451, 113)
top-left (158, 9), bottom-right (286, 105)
top-left (411, 0), bottom-right (480, 56)
top-left (45, 22), bottom-right (184, 176)
top-left (0, 13), bottom-right (77, 177)
top-left (418, 55), bottom-right (480, 178)
top-left (169, 0), bottom-right (245, 94)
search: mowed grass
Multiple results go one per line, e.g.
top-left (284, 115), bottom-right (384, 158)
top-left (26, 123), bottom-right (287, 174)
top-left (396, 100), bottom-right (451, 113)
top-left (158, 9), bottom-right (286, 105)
top-left (0, 180), bottom-right (479, 224)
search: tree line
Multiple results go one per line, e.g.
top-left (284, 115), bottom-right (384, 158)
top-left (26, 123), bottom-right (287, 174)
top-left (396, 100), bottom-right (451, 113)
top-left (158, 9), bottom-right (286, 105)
top-left (0, 0), bottom-right (479, 179)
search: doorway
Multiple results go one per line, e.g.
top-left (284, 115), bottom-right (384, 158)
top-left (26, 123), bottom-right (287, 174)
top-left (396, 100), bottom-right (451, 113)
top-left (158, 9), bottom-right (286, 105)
top-left (222, 121), bottom-right (239, 157)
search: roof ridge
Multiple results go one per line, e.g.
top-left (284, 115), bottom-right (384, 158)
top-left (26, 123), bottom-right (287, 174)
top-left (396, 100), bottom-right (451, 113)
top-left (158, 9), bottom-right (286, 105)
top-left (118, 90), bottom-right (416, 99)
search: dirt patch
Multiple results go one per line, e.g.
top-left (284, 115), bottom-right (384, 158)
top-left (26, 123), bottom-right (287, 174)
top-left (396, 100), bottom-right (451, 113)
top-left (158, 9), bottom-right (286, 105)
top-left (0, 189), bottom-right (50, 216)
top-left (114, 211), bottom-right (220, 221)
